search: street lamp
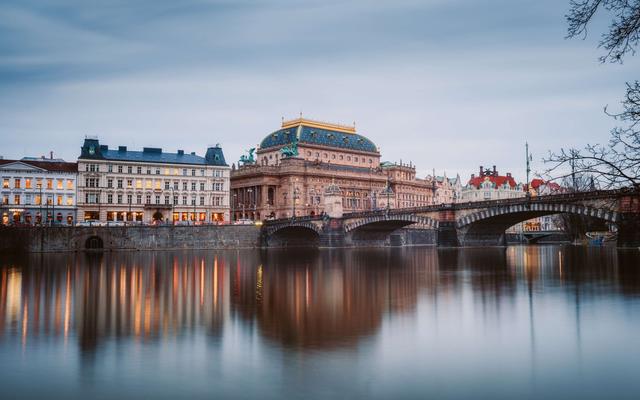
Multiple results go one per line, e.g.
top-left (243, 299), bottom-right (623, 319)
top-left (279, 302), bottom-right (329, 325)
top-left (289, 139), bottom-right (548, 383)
top-left (247, 188), bottom-right (253, 220)
top-left (292, 181), bottom-right (299, 220)
top-left (232, 193), bottom-right (237, 222)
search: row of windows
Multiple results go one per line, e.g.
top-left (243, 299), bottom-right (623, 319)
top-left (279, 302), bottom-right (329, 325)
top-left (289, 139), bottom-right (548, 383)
top-left (303, 151), bottom-right (374, 164)
top-left (100, 193), bottom-right (225, 207)
top-left (85, 178), bottom-right (225, 191)
top-left (84, 163), bottom-right (225, 177)
top-left (2, 194), bottom-right (73, 206)
top-left (2, 178), bottom-right (74, 190)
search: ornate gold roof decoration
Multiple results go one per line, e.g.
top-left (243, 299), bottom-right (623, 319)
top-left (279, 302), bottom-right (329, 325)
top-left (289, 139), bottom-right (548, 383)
top-left (281, 116), bottom-right (356, 134)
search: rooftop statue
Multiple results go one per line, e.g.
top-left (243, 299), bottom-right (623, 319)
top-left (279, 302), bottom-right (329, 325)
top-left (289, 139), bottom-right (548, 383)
top-left (239, 148), bottom-right (256, 166)
top-left (280, 133), bottom-right (299, 158)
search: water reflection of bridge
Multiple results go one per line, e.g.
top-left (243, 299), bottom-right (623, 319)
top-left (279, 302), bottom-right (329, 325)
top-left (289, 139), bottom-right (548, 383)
top-left (0, 248), bottom-right (638, 354)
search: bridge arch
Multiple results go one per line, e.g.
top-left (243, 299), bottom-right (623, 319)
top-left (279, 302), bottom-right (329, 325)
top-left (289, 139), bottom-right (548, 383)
top-left (456, 202), bottom-right (619, 228)
top-left (344, 214), bottom-right (439, 233)
top-left (456, 202), bottom-right (619, 246)
top-left (264, 221), bottom-right (323, 247)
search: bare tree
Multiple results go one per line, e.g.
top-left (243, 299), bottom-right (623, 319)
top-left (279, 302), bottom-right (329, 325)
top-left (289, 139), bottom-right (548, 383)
top-left (545, 1), bottom-right (640, 189)
top-left (566, 0), bottom-right (640, 63)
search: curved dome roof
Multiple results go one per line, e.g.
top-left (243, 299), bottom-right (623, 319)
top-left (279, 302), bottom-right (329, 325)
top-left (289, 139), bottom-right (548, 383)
top-left (259, 119), bottom-right (378, 153)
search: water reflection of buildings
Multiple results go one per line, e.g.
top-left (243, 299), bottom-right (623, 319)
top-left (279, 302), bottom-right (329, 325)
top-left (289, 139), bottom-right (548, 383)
top-left (1, 247), bottom-right (639, 354)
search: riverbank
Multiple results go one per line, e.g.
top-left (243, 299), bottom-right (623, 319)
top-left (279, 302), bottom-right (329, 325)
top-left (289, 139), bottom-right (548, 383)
top-left (0, 225), bottom-right (261, 253)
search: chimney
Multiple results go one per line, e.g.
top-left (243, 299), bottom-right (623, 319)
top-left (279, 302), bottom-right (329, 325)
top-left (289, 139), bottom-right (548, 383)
top-left (50, 151), bottom-right (53, 160)
top-left (479, 166), bottom-right (484, 175)
top-left (118, 146), bottom-right (127, 152)
top-left (493, 165), bottom-right (496, 174)
top-left (178, 150), bottom-right (184, 155)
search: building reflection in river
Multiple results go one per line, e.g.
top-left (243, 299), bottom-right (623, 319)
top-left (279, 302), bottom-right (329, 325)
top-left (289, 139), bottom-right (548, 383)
top-left (0, 246), bottom-right (639, 354)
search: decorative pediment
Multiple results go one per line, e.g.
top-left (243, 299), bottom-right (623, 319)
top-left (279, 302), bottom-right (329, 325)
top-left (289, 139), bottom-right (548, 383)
top-left (0, 161), bottom-right (47, 173)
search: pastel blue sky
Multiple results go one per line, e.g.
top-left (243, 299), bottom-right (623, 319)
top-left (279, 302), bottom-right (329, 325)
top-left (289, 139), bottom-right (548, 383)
top-left (1, 0), bottom-right (637, 181)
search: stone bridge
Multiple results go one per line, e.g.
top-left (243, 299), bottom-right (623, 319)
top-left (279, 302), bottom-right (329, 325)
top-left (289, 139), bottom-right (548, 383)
top-left (262, 189), bottom-right (640, 248)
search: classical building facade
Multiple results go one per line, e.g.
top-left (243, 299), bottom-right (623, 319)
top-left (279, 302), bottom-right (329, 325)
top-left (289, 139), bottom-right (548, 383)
top-left (230, 117), bottom-right (444, 221)
top-left (1, 157), bottom-right (78, 226)
top-left (77, 138), bottom-right (230, 224)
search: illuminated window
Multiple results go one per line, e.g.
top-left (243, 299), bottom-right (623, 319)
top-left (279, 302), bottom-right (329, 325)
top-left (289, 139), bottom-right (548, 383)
top-left (57, 195), bottom-right (62, 205)
top-left (25, 178), bottom-right (32, 189)
top-left (66, 196), bottom-right (73, 206)
top-left (136, 180), bottom-right (142, 189)
top-left (155, 181), bottom-right (161, 189)
top-left (2, 179), bottom-right (8, 189)
top-left (14, 195), bottom-right (20, 205)
top-left (67, 180), bottom-right (73, 190)
top-left (14, 179), bottom-right (20, 189)
top-left (47, 179), bottom-right (53, 189)
top-left (146, 181), bottom-right (152, 189)
top-left (57, 179), bottom-right (63, 189)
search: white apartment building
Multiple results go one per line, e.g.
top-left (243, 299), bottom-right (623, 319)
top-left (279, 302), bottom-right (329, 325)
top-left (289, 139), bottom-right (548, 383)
top-left (77, 138), bottom-right (230, 224)
top-left (1, 157), bottom-right (78, 226)
top-left (459, 166), bottom-right (525, 203)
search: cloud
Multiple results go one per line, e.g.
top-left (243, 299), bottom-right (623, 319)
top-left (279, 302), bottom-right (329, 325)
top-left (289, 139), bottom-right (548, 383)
top-left (0, 0), bottom-right (637, 182)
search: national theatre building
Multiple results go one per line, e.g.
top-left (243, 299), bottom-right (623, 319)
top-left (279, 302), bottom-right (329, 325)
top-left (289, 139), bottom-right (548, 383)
top-left (230, 117), bottom-right (455, 221)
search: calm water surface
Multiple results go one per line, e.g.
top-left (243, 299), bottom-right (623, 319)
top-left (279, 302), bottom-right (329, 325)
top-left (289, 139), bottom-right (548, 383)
top-left (1, 246), bottom-right (639, 399)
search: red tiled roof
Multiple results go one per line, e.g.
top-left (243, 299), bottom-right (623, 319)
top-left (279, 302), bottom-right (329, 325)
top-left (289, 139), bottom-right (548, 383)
top-left (468, 174), bottom-right (517, 189)
top-left (0, 159), bottom-right (77, 173)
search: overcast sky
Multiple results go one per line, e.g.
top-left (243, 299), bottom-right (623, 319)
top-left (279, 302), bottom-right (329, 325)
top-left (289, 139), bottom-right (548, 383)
top-left (1, 0), bottom-right (637, 181)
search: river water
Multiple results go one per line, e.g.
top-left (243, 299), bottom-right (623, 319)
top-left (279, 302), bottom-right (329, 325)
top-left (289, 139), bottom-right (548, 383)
top-left (0, 246), bottom-right (639, 399)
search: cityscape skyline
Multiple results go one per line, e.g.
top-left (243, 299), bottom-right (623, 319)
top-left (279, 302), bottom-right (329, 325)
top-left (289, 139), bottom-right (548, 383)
top-left (2, 0), bottom-right (639, 181)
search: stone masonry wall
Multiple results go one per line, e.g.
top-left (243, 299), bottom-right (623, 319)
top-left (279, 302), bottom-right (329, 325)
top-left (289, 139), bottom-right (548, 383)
top-left (0, 225), bottom-right (261, 253)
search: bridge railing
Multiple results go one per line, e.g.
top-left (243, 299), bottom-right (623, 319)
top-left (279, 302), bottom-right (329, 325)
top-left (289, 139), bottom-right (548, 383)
top-left (264, 188), bottom-right (637, 226)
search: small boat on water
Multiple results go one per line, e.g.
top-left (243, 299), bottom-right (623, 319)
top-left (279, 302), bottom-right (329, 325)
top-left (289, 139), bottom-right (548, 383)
top-left (585, 231), bottom-right (618, 246)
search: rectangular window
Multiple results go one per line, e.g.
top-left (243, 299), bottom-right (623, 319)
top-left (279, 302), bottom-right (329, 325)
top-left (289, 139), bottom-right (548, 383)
top-left (34, 194), bottom-right (41, 205)
top-left (107, 194), bottom-right (113, 204)
top-left (200, 182), bottom-right (205, 191)
top-left (146, 194), bottom-right (151, 204)
top-left (128, 166), bottom-right (132, 174)
top-left (66, 196), bottom-right (73, 206)
top-left (182, 169), bottom-right (187, 176)
top-left (117, 165), bottom-right (123, 173)
top-left (67, 180), bottom-right (73, 190)
top-left (137, 166), bottom-right (142, 174)
top-left (155, 195), bottom-right (160, 204)
top-left (47, 179), bottom-right (53, 189)
top-left (164, 181), bottom-right (169, 190)
top-left (164, 195), bottom-right (169, 205)
top-left (14, 178), bottom-right (20, 189)
top-left (156, 169), bottom-right (160, 175)
top-left (136, 180), bottom-right (142, 189)
top-left (182, 196), bottom-right (187, 205)
top-left (107, 179), bottom-right (113, 188)
top-left (200, 169), bottom-right (205, 176)
top-left (117, 179), bottom-right (123, 189)
top-left (191, 169), bottom-right (195, 176)
top-left (2, 179), bottom-right (8, 188)
top-left (25, 178), bottom-right (32, 189)
top-left (191, 182), bottom-right (196, 191)
top-left (155, 181), bottom-right (161, 190)
top-left (127, 179), bottom-right (132, 188)
top-left (200, 196), bottom-right (204, 206)
top-left (14, 195), bottom-right (20, 204)
top-left (173, 181), bottom-right (178, 190)
top-left (173, 195), bottom-right (178, 205)
top-left (127, 194), bottom-right (132, 204)
top-left (57, 179), bottom-right (63, 189)
top-left (137, 195), bottom-right (142, 204)
top-left (108, 164), bottom-right (113, 173)
top-left (57, 195), bottom-right (62, 205)
top-left (146, 181), bottom-right (152, 189)
top-left (25, 194), bottom-right (32, 205)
